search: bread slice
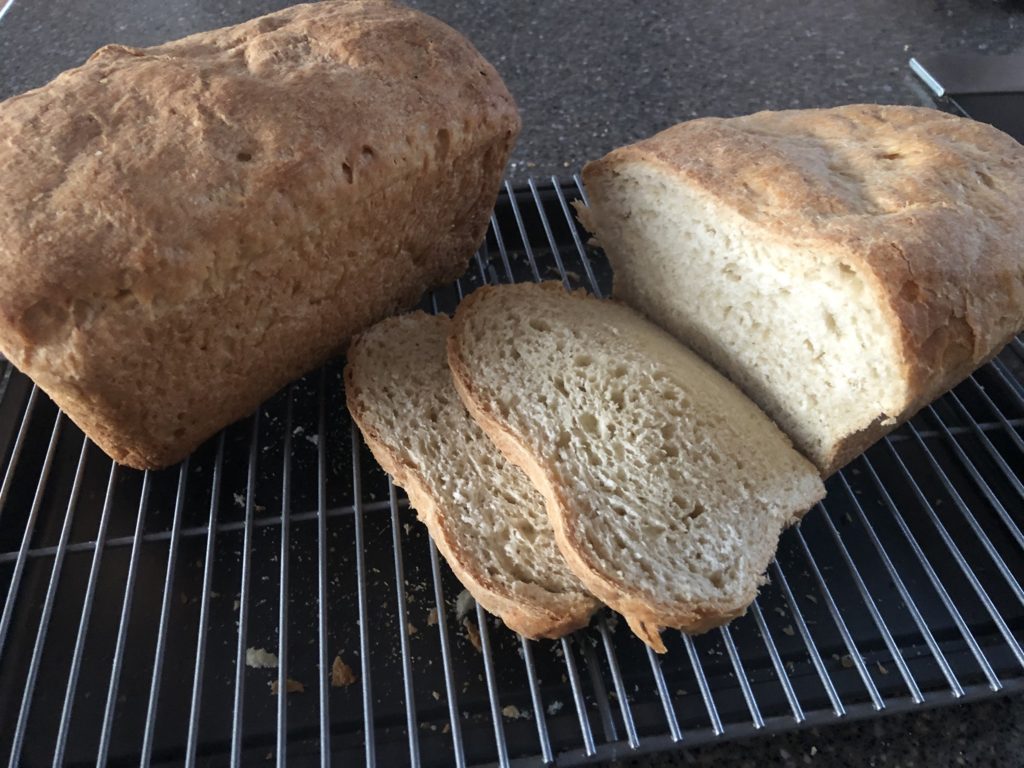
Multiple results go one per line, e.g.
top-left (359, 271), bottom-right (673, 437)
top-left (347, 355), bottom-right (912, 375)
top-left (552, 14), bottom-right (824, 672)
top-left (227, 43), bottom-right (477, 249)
top-left (575, 104), bottom-right (1024, 475)
top-left (448, 283), bottom-right (824, 651)
top-left (345, 311), bottom-right (598, 639)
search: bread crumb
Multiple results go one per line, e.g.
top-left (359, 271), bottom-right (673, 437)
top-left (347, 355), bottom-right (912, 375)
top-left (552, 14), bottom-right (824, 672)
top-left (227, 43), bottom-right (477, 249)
top-left (270, 678), bottom-right (304, 694)
top-left (840, 654), bottom-right (854, 669)
top-left (234, 493), bottom-right (245, 508)
top-left (455, 589), bottom-right (475, 620)
top-left (432, 690), bottom-right (440, 700)
top-left (781, 625), bottom-right (795, 637)
top-left (331, 656), bottom-right (357, 687)
top-left (877, 661), bottom-right (889, 675)
top-left (462, 618), bottom-right (482, 652)
top-left (233, 599), bottom-right (241, 610)
top-left (407, 622), bottom-right (418, 636)
top-left (546, 700), bottom-right (563, 715)
top-left (246, 648), bottom-right (278, 669)
top-left (442, 723), bottom-right (450, 734)
top-left (427, 608), bottom-right (438, 627)
top-left (501, 705), bottom-right (523, 719)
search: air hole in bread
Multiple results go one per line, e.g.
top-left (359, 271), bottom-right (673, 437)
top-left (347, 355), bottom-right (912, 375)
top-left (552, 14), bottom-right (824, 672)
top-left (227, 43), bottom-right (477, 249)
top-left (579, 412), bottom-right (599, 435)
top-left (609, 388), bottom-right (624, 409)
top-left (361, 145), bottom-right (375, 161)
top-left (236, 151), bottom-right (252, 162)
top-left (342, 162), bottom-right (353, 183)
top-left (573, 354), bottom-right (593, 368)
top-left (529, 318), bottom-right (551, 332)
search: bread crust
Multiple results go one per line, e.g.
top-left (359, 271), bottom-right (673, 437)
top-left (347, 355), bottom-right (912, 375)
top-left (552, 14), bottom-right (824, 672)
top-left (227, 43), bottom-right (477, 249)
top-left (448, 284), bottom-right (821, 651)
top-left (0, 0), bottom-right (520, 468)
top-left (345, 312), bottom-right (597, 639)
top-left (583, 104), bottom-right (1024, 475)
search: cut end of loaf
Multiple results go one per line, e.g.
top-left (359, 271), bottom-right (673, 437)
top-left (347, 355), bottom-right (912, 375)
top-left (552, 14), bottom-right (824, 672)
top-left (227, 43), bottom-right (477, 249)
top-left (580, 158), bottom-right (908, 475)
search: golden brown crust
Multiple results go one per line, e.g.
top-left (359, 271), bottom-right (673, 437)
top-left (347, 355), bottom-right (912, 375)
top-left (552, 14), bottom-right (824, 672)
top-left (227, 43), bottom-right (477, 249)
top-left (585, 104), bottom-right (1024, 475)
top-left (448, 284), bottom-right (769, 651)
top-left (344, 314), bottom-right (596, 639)
top-left (0, 0), bottom-right (520, 468)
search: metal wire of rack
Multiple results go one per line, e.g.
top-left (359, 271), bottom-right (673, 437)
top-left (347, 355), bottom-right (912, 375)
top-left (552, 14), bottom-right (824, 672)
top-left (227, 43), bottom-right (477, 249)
top-left (0, 173), bottom-right (1022, 767)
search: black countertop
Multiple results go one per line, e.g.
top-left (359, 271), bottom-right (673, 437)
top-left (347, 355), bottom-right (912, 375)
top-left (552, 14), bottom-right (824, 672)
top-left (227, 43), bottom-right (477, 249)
top-left (1, 1), bottom-right (1022, 766)
top-left (2, 0), bottom-right (1022, 181)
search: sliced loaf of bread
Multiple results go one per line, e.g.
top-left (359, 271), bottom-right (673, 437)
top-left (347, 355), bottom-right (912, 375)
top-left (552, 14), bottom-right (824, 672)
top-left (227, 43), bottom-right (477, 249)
top-left (448, 283), bottom-right (824, 651)
top-left (575, 104), bottom-right (1024, 475)
top-left (345, 311), bottom-right (598, 639)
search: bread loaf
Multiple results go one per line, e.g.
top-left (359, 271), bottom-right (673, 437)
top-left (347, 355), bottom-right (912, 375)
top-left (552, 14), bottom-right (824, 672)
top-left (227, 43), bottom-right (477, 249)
top-left (0, 0), bottom-right (520, 468)
top-left (448, 282), bottom-right (824, 651)
top-left (575, 104), bottom-right (1024, 475)
top-left (345, 312), bottom-right (598, 638)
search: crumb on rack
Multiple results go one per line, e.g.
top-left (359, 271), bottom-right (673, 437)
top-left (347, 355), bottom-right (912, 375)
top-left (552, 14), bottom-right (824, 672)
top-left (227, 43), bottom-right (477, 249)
top-left (331, 656), bottom-right (357, 687)
top-left (462, 617), bottom-right (482, 652)
top-left (455, 589), bottom-right (475, 620)
top-left (246, 647), bottom-right (278, 669)
top-left (270, 678), bottom-right (304, 694)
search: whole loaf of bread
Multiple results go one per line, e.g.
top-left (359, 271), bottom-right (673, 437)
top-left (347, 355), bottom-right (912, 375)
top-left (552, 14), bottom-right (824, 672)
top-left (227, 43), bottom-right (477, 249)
top-left (0, 0), bottom-right (520, 468)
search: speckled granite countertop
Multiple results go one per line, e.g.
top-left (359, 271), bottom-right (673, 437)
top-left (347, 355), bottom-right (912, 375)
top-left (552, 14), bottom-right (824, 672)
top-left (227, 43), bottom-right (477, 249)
top-left (1, 1), bottom-right (1022, 765)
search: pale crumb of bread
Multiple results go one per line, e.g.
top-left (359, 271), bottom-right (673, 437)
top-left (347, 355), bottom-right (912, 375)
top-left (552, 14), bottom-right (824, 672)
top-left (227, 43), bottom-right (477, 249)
top-left (245, 647), bottom-right (278, 669)
top-left (455, 589), bottom-right (475, 621)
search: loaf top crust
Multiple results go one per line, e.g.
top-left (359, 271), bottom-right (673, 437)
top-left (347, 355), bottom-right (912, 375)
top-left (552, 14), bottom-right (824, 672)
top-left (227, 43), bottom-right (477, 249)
top-left (0, 0), bottom-right (520, 361)
top-left (586, 104), bottom-right (1024, 407)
